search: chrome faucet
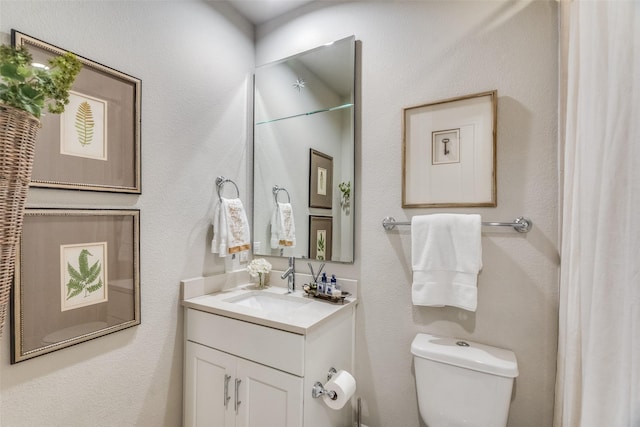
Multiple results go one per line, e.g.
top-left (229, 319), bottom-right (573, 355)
top-left (281, 257), bottom-right (296, 293)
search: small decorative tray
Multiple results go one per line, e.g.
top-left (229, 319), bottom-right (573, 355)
top-left (302, 284), bottom-right (350, 304)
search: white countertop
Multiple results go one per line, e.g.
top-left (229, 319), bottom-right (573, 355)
top-left (182, 283), bottom-right (356, 335)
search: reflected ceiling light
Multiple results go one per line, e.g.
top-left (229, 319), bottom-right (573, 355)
top-left (293, 77), bottom-right (306, 91)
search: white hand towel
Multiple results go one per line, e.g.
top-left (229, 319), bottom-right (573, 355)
top-left (211, 201), bottom-right (223, 254)
top-left (411, 214), bottom-right (482, 311)
top-left (270, 206), bottom-right (279, 249)
top-left (270, 202), bottom-right (296, 248)
top-left (212, 197), bottom-right (251, 256)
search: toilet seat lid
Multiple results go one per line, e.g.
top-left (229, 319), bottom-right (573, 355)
top-left (411, 333), bottom-right (519, 378)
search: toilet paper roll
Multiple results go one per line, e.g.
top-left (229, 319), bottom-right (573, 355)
top-left (322, 370), bottom-right (356, 410)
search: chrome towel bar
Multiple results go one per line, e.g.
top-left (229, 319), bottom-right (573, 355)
top-left (382, 216), bottom-right (532, 233)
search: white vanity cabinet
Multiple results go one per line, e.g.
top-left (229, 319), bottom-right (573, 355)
top-left (183, 296), bottom-right (355, 427)
top-left (185, 341), bottom-right (302, 427)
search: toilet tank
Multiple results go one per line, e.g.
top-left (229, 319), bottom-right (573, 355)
top-left (411, 333), bottom-right (518, 427)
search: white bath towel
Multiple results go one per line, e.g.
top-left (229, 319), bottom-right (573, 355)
top-left (211, 197), bottom-right (251, 257)
top-left (411, 214), bottom-right (482, 311)
top-left (270, 202), bottom-right (296, 249)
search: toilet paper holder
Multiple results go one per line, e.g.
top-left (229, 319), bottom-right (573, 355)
top-left (312, 367), bottom-right (338, 400)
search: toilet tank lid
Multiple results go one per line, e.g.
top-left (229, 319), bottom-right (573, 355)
top-left (411, 333), bottom-right (519, 378)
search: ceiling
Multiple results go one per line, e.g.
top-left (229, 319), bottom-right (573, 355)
top-left (225, 0), bottom-right (316, 25)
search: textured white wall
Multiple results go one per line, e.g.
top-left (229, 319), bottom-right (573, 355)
top-left (0, 1), bottom-right (254, 426)
top-left (0, 1), bottom-right (558, 426)
top-left (257, 2), bottom-right (559, 426)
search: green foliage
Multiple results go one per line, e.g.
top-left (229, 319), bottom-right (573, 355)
top-left (75, 101), bottom-right (95, 146)
top-left (317, 234), bottom-right (325, 260)
top-left (338, 181), bottom-right (351, 205)
top-left (0, 44), bottom-right (82, 118)
top-left (66, 248), bottom-right (103, 299)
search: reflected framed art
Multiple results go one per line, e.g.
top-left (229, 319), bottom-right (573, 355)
top-left (309, 149), bottom-right (333, 209)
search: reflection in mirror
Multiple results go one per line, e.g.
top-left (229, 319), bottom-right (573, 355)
top-left (253, 36), bottom-right (355, 263)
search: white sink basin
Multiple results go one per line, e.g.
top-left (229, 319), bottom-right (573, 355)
top-left (183, 281), bottom-right (356, 334)
top-left (224, 291), bottom-right (311, 313)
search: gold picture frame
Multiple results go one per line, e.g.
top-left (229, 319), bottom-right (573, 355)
top-left (12, 30), bottom-right (142, 193)
top-left (12, 209), bottom-right (141, 363)
top-left (402, 90), bottom-right (497, 207)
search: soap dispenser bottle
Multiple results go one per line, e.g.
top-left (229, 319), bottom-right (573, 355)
top-left (318, 272), bottom-right (327, 294)
top-left (330, 274), bottom-right (342, 296)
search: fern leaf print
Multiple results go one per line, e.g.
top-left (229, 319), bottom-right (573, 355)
top-left (67, 262), bottom-right (84, 282)
top-left (78, 249), bottom-right (91, 276)
top-left (317, 233), bottom-right (325, 261)
top-left (66, 279), bottom-right (84, 299)
top-left (65, 248), bottom-right (103, 300)
top-left (75, 101), bottom-right (95, 147)
top-left (85, 260), bottom-right (101, 285)
top-left (86, 278), bottom-right (104, 294)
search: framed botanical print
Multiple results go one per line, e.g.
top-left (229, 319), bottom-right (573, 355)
top-left (12, 30), bottom-right (142, 193)
top-left (309, 149), bottom-right (333, 209)
top-left (12, 209), bottom-right (141, 363)
top-left (309, 215), bottom-right (332, 261)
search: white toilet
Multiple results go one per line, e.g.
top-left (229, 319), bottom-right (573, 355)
top-left (411, 333), bottom-right (518, 427)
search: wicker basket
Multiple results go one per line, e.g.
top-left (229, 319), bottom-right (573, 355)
top-left (0, 104), bottom-right (40, 337)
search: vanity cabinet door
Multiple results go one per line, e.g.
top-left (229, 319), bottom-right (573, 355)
top-left (235, 358), bottom-right (304, 427)
top-left (185, 341), bottom-right (236, 427)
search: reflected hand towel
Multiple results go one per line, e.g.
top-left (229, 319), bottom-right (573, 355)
top-left (271, 202), bottom-right (296, 248)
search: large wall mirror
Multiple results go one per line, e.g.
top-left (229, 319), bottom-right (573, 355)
top-left (253, 36), bottom-right (355, 263)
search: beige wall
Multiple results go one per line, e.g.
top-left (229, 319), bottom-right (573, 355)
top-left (257, 2), bottom-right (559, 426)
top-left (0, 1), bottom-right (254, 425)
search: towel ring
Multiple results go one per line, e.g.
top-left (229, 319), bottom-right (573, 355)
top-left (273, 185), bottom-right (291, 204)
top-left (216, 176), bottom-right (240, 202)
